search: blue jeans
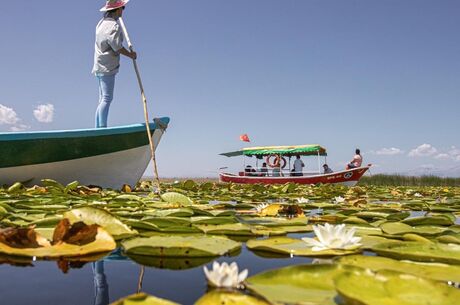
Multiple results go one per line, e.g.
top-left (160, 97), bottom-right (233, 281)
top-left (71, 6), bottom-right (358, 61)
top-left (95, 74), bottom-right (116, 128)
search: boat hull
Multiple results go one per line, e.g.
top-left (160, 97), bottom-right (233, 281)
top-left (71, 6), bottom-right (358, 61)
top-left (0, 118), bottom-right (169, 189)
top-left (219, 166), bottom-right (370, 186)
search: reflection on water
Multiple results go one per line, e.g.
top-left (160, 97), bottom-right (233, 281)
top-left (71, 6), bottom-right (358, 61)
top-left (0, 245), bottom-right (315, 305)
top-left (93, 261), bottom-right (109, 305)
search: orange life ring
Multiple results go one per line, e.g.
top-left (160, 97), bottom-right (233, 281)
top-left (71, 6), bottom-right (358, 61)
top-left (266, 154), bottom-right (287, 169)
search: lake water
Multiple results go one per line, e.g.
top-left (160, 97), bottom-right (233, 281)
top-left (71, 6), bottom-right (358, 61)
top-left (0, 237), bottom-right (315, 305)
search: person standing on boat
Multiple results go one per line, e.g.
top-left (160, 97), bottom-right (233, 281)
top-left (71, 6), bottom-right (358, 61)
top-left (347, 148), bottom-right (363, 169)
top-left (92, 0), bottom-right (137, 128)
top-left (293, 155), bottom-right (305, 176)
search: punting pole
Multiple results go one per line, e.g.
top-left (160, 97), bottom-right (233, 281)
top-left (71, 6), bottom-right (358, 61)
top-left (119, 17), bottom-right (161, 193)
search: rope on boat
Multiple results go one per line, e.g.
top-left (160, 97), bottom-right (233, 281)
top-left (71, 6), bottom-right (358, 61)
top-left (119, 17), bottom-right (162, 193)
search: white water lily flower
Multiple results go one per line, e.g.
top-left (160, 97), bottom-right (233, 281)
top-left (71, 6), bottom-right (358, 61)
top-left (296, 197), bottom-right (309, 203)
top-left (254, 203), bottom-right (269, 213)
top-left (301, 223), bottom-right (362, 252)
top-left (203, 261), bottom-right (248, 289)
top-left (333, 196), bottom-right (345, 204)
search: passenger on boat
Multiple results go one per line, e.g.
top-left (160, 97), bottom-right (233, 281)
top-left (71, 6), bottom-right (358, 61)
top-left (93, 0), bottom-right (137, 128)
top-left (245, 165), bottom-right (253, 176)
top-left (323, 164), bottom-right (333, 174)
top-left (346, 149), bottom-right (363, 169)
top-left (272, 165), bottom-right (283, 177)
top-left (259, 163), bottom-right (269, 176)
top-left (293, 155), bottom-right (305, 176)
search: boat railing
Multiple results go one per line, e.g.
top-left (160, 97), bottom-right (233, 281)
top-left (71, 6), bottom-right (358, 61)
top-left (239, 170), bottom-right (326, 177)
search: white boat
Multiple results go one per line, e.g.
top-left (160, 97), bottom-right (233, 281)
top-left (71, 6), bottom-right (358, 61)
top-left (0, 118), bottom-right (169, 189)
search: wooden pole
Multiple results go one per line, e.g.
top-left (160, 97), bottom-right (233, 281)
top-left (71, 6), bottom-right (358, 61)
top-left (119, 17), bottom-right (161, 193)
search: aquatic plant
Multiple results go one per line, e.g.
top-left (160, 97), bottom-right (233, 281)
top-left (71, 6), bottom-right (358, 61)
top-left (296, 197), bottom-right (309, 203)
top-left (333, 196), bottom-right (345, 204)
top-left (302, 223), bottom-right (362, 251)
top-left (203, 261), bottom-right (248, 289)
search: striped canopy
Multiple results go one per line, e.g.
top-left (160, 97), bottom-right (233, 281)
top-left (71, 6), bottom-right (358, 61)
top-left (220, 144), bottom-right (327, 157)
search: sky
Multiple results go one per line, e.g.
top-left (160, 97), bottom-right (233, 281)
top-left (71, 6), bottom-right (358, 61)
top-left (0, 0), bottom-right (459, 177)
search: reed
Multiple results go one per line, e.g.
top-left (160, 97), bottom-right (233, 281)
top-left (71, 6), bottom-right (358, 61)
top-left (359, 174), bottom-right (460, 187)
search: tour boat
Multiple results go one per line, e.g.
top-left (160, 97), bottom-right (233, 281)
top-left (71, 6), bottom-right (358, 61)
top-left (219, 144), bottom-right (370, 186)
top-left (0, 117), bottom-right (170, 189)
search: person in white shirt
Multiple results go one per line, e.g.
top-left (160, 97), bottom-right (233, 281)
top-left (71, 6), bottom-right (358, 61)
top-left (92, 0), bottom-right (137, 128)
top-left (347, 149), bottom-right (363, 169)
top-left (293, 155), bottom-right (305, 176)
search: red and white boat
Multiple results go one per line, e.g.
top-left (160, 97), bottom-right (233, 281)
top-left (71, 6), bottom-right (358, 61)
top-left (219, 144), bottom-right (370, 186)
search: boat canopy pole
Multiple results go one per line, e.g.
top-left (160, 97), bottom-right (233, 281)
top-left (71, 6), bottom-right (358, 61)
top-left (119, 17), bottom-right (161, 193)
top-left (317, 151), bottom-right (321, 174)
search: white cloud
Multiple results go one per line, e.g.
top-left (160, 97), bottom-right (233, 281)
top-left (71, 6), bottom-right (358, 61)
top-left (374, 147), bottom-right (404, 155)
top-left (0, 104), bottom-right (20, 125)
top-left (10, 124), bottom-right (30, 132)
top-left (434, 153), bottom-right (450, 160)
top-left (448, 146), bottom-right (460, 162)
top-left (33, 103), bottom-right (54, 123)
top-left (408, 144), bottom-right (437, 157)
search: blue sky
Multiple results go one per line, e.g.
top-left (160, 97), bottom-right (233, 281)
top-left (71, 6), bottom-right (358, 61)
top-left (1, 0), bottom-right (459, 177)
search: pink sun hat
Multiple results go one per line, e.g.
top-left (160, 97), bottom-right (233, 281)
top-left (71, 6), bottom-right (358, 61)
top-left (100, 0), bottom-right (130, 12)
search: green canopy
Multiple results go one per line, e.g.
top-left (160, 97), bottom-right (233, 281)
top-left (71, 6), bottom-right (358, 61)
top-left (220, 145), bottom-right (327, 157)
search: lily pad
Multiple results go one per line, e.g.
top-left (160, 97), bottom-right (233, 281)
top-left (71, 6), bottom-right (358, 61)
top-left (246, 237), bottom-right (361, 257)
top-left (64, 207), bottom-right (137, 239)
top-left (380, 222), bottom-right (448, 236)
top-left (371, 241), bottom-right (460, 264)
top-left (160, 192), bottom-right (193, 205)
top-left (195, 290), bottom-right (270, 305)
top-left (195, 223), bottom-right (253, 236)
top-left (147, 208), bottom-right (194, 218)
top-left (337, 255), bottom-right (460, 282)
top-left (122, 235), bottom-right (241, 257)
top-left (111, 293), bottom-right (180, 305)
top-left (402, 215), bottom-right (454, 226)
top-left (127, 253), bottom-right (215, 270)
top-left (247, 264), bottom-right (357, 305)
top-left (335, 269), bottom-right (460, 305)
top-left (0, 226), bottom-right (115, 258)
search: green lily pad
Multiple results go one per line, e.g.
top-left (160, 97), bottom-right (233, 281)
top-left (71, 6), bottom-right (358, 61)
top-left (160, 192), bottom-right (193, 205)
top-left (334, 269), bottom-right (460, 305)
top-left (239, 216), bottom-right (309, 227)
top-left (246, 237), bottom-right (361, 257)
top-left (195, 223), bottom-right (254, 236)
top-left (64, 207), bottom-right (137, 239)
top-left (371, 241), bottom-right (460, 264)
top-left (111, 293), bottom-right (180, 305)
top-left (402, 216), bottom-right (454, 226)
top-left (142, 217), bottom-right (191, 227)
top-left (337, 255), bottom-right (460, 282)
top-left (194, 290), bottom-right (270, 305)
top-left (360, 235), bottom-right (393, 249)
top-left (147, 208), bottom-right (194, 217)
top-left (122, 235), bottom-right (241, 257)
top-left (247, 264), bottom-right (358, 305)
top-left (191, 216), bottom-right (237, 225)
top-left (127, 254), bottom-right (216, 270)
top-left (380, 222), bottom-right (448, 236)
top-left (123, 219), bottom-right (160, 231)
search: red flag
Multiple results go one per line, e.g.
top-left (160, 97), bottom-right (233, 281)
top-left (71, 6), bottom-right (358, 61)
top-left (239, 134), bottom-right (250, 142)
